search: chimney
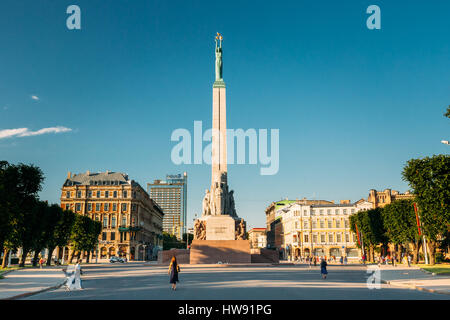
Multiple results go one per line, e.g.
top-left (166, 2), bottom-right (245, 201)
top-left (67, 171), bottom-right (71, 179)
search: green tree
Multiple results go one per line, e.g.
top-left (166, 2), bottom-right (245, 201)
top-left (69, 215), bottom-right (102, 263)
top-left (163, 232), bottom-right (184, 250)
top-left (402, 155), bottom-right (450, 264)
top-left (444, 105), bottom-right (450, 118)
top-left (0, 161), bottom-right (17, 267)
top-left (382, 199), bottom-right (421, 263)
top-left (6, 163), bottom-right (45, 267)
top-left (45, 207), bottom-right (76, 266)
top-left (350, 209), bottom-right (387, 262)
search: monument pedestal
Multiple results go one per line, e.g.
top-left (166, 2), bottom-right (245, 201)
top-left (190, 239), bottom-right (251, 264)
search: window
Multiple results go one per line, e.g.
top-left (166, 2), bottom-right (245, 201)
top-left (103, 216), bottom-right (108, 228)
top-left (320, 220), bottom-right (325, 228)
top-left (121, 216), bottom-right (127, 226)
top-left (312, 220), bottom-right (317, 228)
top-left (337, 233), bottom-right (342, 243)
top-left (112, 203), bottom-right (117, 212)
top-left (122, 203), bottom-right (127, 212)
top-left (132, 191), bottom-right (136, 199)
top-left (319, 209), bottom-right (324, 215)
top-left (65, 204), bottom-right (70, 210)
top-left (87, 203), bottom-right (92, 212)
top-left (345, 220), bottom-right (349, 228)
top-left (352, 233), bottom-right (357, 242)
top-left (346, 233), bottom-right (350, 242)
top-left (96, 191), bottom-right (100, 198)
top-left (303, 221), bottom-right (308, 229)
top-left (104, 203), bottom-right (109, 211)
top-left (313, 234), bottom-right (318, 243)
top-left (111, 216), bottom-right (116, 228)
top-left (335, 209), bottom-right (339, 215)
top-left (327, 209), bottom-right (331, 215)
top-left (304, 234), bottom-right (309, 242)
top-left (110, 232), bottom-right (115, 241)
top-left (311, 210), bottom-right (316, 215)
top-left (320, 234), bottom-right (326, 243)
top-left (77, 191), bottom-right (81, 198)
top-left (336, 220), bottom-right (341, 228)
top-left (113, 191), bottom-right (117, 198)
top-left (328, 220), bottom-right (332, 228)
top-left (75, 203), bottom-right (81, 212)
top-left (328, 234), bottom-right (333, 242)
top-left (66, 191), bottom-right (70, 198)
top-left (95, 215), bottom-right (99, 221)
top-left (131, 204), bottom-right (137, 213)
top-left (295, 221), bottom-right (299, 229)
top-left (123, 191), bottom-right (128, 198)
top-left (303, 210), bottom-right (308, 216)
top-left (102, 232), bottom-right (107, 241)
top-left (343, 209), bottom-right (347, 215)
top-left (88, 191), bottom-right (92, 198)
top-left (351, 209), bottom-right (355, 214)
top-left (105, 191), bottom-right (109, 198)
top-left (96, 203), bottom-right (100, 211)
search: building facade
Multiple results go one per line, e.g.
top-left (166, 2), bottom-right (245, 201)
top-left (147, 173), bottom-right (187, 240)
top-left (60, 171), bottom-right (164, 261)
top-left (367, 189), bottom-right (414, 208)
top-left (271, 199), bottom-right (373, 260)
top-left (248, 228), bottom-right (267, 249)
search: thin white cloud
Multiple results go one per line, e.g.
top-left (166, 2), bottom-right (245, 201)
top-left (31, 95), bottom-right (39, 101)
top-left (0, 126), bottom-right (72, 139)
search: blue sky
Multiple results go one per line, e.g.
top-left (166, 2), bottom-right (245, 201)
top-left (1, 0), bottom-right (449, 230)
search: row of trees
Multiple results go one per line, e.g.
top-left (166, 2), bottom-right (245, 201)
top-left (0, 161), bottom-right (102, 268)
top-left (350, 154), bottom-right (449, 265)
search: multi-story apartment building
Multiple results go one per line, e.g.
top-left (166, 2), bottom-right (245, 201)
top-left (60, 171), bottom-right (164, 261)
top-left (147, 173), bottom-right (187, 240)
top-left (367, 189), bottom-right (414, 208)
top-left (276, 199), bottom-right (373, 260)
top-left (270, 199), bottom-right (372, 259)
top-left (248, 228), bottom-right (267, 249)
top-left (265, 199), bottom-right (334, 249)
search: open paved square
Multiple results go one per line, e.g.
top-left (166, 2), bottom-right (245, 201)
top-left (23, 263), bottom-right (449, 300)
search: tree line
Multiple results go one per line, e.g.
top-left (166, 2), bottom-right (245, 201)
top-left (350, 154), bottom-right (449, 265)
top-left (0, 161), bottom-right (102, 268)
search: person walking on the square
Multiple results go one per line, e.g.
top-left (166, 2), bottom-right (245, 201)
top-left (39, 256), bottom-right (44, 269)
top-left (320, 258), bottom-right (328, 279)
top-left (407, 254), bottom-right (412, 267)
top-left (168, 256), bottom-right (180, 291)
top-left (340, 256), bottom-right (343, 264)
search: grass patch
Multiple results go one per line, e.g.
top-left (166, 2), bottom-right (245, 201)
top-left (421, 264), bottom-right (450, 275)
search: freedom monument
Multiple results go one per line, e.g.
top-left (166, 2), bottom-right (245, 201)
top-left (190, 33), bottom-right (251, 264)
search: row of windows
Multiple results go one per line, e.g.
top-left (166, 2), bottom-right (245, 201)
top-left (293, 208), bottom-right (355, 216)
top-left (69, 203), bottom-right (129, 213)
top-left (66, 190), bottom-right (134, 199)
top-left (101, 231), bottom-right (128, 242)
top-left (297, 219), bottom-right (349, 229)
top-left (301, 233), bottom-right (355, 243)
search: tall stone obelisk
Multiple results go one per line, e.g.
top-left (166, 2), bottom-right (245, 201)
top-left (189, 33), bottom-right (251, 264)
top-left (194, 33), bottom-right (246, 243)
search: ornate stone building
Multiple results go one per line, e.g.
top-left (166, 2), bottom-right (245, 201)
top-left (248, 228), bottom-right (267, 249)
top-left (276, 199), bottom-right (373, 260)
top-left (60, 171), bottom-right (164, 261)
top-left (367, 189), bottom-right (414, 208)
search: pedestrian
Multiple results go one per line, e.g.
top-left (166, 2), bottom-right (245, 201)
top-left (66, 259), bottom-right (83, 290)
top-left (392, 252), bottom-right (396, 267)
top-left (340, 256), bottom-right (343, 264)
top-left (39, 257), bottom-right (44, 269)
top-left (313, 256), bottom-right (317, 266)
top-left (344, 256), bottom-right (347, 264)
top-left (407, 254), bottom-right (412, 267)
top-left (320, 258), bottom-right (328, 279)
top-left (168, 256), bottom-right (180, 291)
